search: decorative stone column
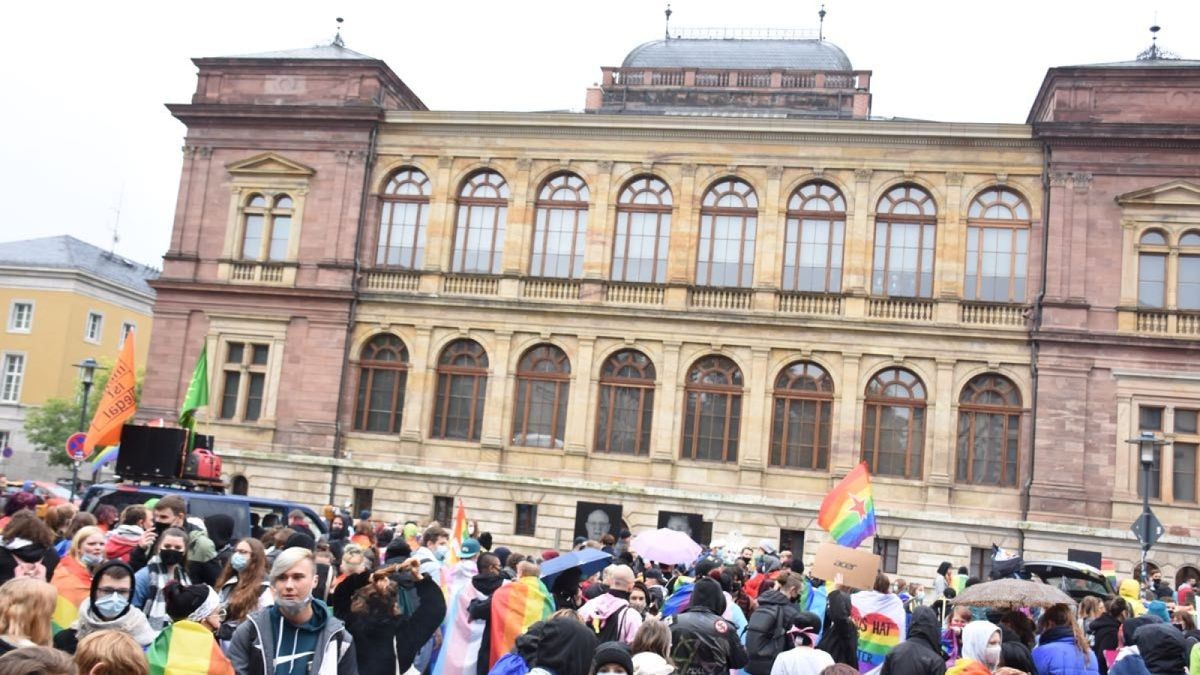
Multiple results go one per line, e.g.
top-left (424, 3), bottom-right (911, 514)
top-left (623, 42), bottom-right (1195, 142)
top-left (480, 331), bottom-right (513, 450)
top-left (650, 341), bottom-right (682, 478)
top-left (564, 337), bottom-right (595, 455)
top-left (401, 326), bottom-right (433, 445)
top-left (421, 156), bottom-right (455, 292)
top-left (740, 347), bottom-right (771, 488)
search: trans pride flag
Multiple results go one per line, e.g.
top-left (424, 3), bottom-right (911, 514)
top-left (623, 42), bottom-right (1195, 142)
top-left (817, 462), bottom-right (877, 548)
top-left (851, 590), bottom-right (906, 673)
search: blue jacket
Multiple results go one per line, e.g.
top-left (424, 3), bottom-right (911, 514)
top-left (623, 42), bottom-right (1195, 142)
top-left (1107, 652), bottom-right (1151, 675)
top-left (1033, 627), bottom-right (1101, 675)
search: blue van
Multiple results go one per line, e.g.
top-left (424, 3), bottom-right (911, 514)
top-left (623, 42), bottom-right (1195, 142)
top-left (80, 483), bottom-right (327, 541)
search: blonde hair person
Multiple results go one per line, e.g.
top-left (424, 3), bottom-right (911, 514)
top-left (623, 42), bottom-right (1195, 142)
top-left (0, 578), bottom-right (57, 652)
top-left (74, 630), bottom-right (148, 675)
top-left (50, 526), bottom-right (105, 632)
top-left (630, 619), bottom-right (674, 675)
top-left (0, 646), bottom-right (77, 675)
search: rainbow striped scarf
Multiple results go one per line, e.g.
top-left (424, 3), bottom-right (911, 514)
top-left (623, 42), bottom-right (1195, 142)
top-left (147, 620), bottom-right (235, 675)
top-left (489, 576), bottom-right (554, 666)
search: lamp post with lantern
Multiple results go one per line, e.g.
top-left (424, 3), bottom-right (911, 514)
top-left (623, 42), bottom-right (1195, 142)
top-left (70, 358), bottom-right (99, 501)
top-left (1128, 431), bottom-right (1169, 585)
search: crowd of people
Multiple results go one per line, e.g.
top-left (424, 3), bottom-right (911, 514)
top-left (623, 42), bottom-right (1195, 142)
top-left (0, 483), bottom-right (1196, 674)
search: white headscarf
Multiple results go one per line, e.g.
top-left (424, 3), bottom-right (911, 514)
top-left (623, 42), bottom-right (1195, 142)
top-left (961, 620), bottom-right (1001, 663)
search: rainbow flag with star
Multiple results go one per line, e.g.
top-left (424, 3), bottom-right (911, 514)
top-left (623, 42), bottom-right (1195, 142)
top-left (816, 461), bottom-right (877, 548)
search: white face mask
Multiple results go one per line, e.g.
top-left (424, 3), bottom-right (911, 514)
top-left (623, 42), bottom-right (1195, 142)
top-left (984, 645), bottom-right (1002, 668)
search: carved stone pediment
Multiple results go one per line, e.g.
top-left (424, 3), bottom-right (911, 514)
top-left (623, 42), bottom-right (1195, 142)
top-left (1117, 180), bottom-right (1200, 208)
top-left (226, 152), bottom-right (316, 178)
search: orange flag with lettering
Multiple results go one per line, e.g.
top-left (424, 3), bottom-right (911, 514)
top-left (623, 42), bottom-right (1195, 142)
top-left (83, 329), bottom-right (137, 456)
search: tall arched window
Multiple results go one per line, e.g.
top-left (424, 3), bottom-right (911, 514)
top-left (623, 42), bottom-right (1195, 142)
top-left (531, 173), bottom-right (589, 278)
top-left (862, 367), bottom-right (926, 478)
top-left (431, 339), bottom-right (489, 441)
top-left (966, 187), bottom-right (1031, 302)
top-left (784, 182), bottom-right (845, 293)
top-left (1179, 231), bottom-right (1200, 310)
top-left (872, 185), bottom-right (937, 298)
top-left (1138, 230), bottom-right (1168, 308)
top-left (241, 194), bottom-right (293, 261)
top-left (595, 350), bottom-right (655, 455)
top-left (377, 168), bottom-right (431, 269)
top-left (452, 171), bottom-right (509, 274)
top-left (697, 179), bottom-right (758, 287)
top-left (681, 356), bottom-right (743, 462)
top-left (770, 361), bottom-right (834, 469)
top-left (956, 374), bottom-right (1022, 487)
top-left (512, 344), bottom-right (571, 448)
top-left (613, 176), bottom-right (672, 284)
top-left (353, 334), bottom-right (409, 433)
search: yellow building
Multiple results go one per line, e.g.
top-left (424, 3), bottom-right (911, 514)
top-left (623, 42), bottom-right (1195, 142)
top-left (0, 235), bottom-right (157, 476)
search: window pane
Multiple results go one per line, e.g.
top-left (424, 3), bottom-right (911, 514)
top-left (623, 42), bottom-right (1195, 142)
top-left (1174, 443), bottom-right (1197, 503)
top-left (242, 214), bottom-right (264, 259)
top-left (1140, 406), bottom-right (1163, 431)
top-left (268, 216), bottom-right (290, 261)
top-left (245, 373), bottom-right (264, 421)
top-left (251, 344), bottom-right (269, 365)
top-left (1, 355), bottom-right (25, 403)
top-left (1138, 254), bottom-right (1166, 308)
top-left (1179, 256), bottom-right (1200, 310)
top-left (220, 372), bottom-right (240, 419)
top-left (227, 342), bottom-right (244, 364)
top-left (1176, 410), bottom-right (1198, 434)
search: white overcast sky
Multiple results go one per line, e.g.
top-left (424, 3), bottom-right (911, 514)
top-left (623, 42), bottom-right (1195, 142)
top-left (2, 0), bottom-right (1197, 268)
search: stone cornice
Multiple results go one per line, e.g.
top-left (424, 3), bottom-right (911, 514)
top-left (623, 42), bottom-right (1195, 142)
top-left (167, 103), bottom-right (383, 128)
top-left (150, 278), bottom-right (353, 301)
top-left (0, 266), bottom-right (155, 309)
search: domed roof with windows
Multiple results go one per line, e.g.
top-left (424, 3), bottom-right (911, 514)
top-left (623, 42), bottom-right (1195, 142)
top-left (622, 36), bottom-right (853, 72)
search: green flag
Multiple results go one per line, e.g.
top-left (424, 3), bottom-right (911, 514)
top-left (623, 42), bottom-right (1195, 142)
top-left (178, 344), bottom-right (209, 429)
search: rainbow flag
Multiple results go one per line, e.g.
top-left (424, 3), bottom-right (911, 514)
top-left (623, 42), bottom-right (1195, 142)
top-left (851, 590), bottom-right (906, 673)
top-left (88, 444), bottom-right (120, 472)
top-left (445, 500), bottom-right (468, 567)
top-left (50, 556), bottom-right (91, 633)
top-left (660, 582), bottom-right (694, 618)
top-left (148, 619), bottom-right (235, 675)
top-left (817, 462), bottom-right (877, 548)
top-left (489, 576), bottom-right (554, 666)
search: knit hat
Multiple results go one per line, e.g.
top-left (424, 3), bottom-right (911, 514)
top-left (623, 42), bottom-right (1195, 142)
top-left (494, 547), bottom-right (512, 566)
top-left (164, 583), bottom-right (219, 622)
top-left (759, 539), bottom-right (777, 555)
top-left (592, 641), bottom-right (634, 675)
top-left (385, 539), bottom-right (412, 565)
top-left (542, 550), bottom-right (559, 561)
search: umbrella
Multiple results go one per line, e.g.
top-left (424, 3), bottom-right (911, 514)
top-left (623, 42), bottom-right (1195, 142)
top-left (950, 578), bottom-right (1076, 609)
top-left (539, 548), bottom-right (612, 586)
top-left (630, 528), bottom-right (702, 566)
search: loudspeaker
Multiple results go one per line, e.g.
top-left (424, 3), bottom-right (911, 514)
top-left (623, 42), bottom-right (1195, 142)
top-left (117, 425), bottom-right (186, 479)
top-left (192, 434), bottom-right (215, 451)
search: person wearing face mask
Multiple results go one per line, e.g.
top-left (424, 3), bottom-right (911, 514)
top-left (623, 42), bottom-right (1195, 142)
top-left (130, 496), bottom-right (217, 581)
top-left (0, 511), bottom-right (57, 584)
top-left (133, 527), bottom-right (192, 631)
top-left (327, 514), bottom-right (350, 564)
top-left (50, 525), bottom-right (106, 632)
top-left (53, 560), bottom-right (155, 654)
top-left (228, 546), bottom-right (359, 675)
top-left (591, 641), bottom-right (635, 675)
top-left (216, 538), bottom-right (274, 645)
top-left (147, 583), bottom-right (235, 675)
top-left (946, 621), bottom-right (1003, 674)
top-left (412, 526), bottom-right (449, 577)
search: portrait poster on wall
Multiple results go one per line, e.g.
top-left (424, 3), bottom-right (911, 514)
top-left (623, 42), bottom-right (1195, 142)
top-left (657, 510), bottom-right (705, 544)
top-left (574, 502), bottom-right (623, 542)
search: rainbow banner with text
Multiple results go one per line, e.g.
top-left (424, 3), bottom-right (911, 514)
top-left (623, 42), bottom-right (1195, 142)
top-left (851, 590), bottom-right (906, 673)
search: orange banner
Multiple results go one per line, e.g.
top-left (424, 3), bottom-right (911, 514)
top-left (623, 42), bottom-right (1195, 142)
top-left (83, 330), bottom-right (137, 456)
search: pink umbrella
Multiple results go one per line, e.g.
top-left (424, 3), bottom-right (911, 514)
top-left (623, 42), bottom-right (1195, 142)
top-left (630, 528), bottom-right (702, 565)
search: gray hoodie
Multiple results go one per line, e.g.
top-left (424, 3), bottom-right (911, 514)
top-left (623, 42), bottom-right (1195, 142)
top-left (228, 600), bottom-right (358, 675)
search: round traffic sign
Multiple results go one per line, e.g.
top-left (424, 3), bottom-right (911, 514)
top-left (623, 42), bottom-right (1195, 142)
top-left (1, 447), bottom-right (11, 459)
top-left (65, 432), bottom-right (87, 461)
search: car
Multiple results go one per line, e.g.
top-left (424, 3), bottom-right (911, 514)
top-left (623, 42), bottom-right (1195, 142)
top-left (5, 480), bottom-right (75, 507)
top-left (1015, 559), bottom-right (1116, 600)
top-left (79, 483), bottom-right (327, 542)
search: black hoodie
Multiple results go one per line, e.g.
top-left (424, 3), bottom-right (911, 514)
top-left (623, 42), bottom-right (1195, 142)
top-left (533, 617), bottom-right (598, 675)
top-left (468, 573), bottom-right (506, 675)
top-left (880, 606), bottom-right (947, 675)
top-left (343, 573), bottom-right (447, 675)
top-left (1136, 622), bottom-right (1188, 674)
top-left (817, 590), bottom-right (859, 667)
top-left (745, 589), bottom-right (801, 675)
top-left (668, 578), bottom-right (747, 675)
top-left (1090, 613), bottom-right (1122, 675)
top-left (1000, 625), bottom-right (1037, 675)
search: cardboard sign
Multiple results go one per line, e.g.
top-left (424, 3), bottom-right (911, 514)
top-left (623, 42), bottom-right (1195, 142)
top-left (810, 541), bottom-right (882, 591)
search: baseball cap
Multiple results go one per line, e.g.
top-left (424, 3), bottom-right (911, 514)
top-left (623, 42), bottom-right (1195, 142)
top-left (459, 538), bottom-right (481, 559)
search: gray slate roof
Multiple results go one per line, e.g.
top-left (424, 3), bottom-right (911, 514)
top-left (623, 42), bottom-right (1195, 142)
top-left (1067, 57), bottom-right (1200, 69)
top-left (0, 236), bottom-right (158, 298)
top-left (622, 38), bottom-right (853, 71)
top-left (225, 44), bottom-right (378, 61)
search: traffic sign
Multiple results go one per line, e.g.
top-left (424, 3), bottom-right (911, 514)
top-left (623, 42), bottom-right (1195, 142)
top-left (1, 447), bottom-right (11, 459)
top-left (65, 432), bottom-right (87, 462)
top-left (1131, 509), bottom-right (1165, 548)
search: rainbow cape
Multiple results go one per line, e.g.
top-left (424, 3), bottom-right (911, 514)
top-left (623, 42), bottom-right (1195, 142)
top-left (431, 560), bottom-right (483, 675)
top-left (816, 461), bottom-right (877, 548)
top-left (850, 590), bottom-right (906, 673)
top-left (489, 576), bottom-right (554, 666)
top-left (148, 619), bottom-right (235, 675)
top-left (50, 556), bottom-right (91, 633)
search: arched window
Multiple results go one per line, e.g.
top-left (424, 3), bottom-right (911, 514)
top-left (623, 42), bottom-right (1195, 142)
top-left (681, 356), bottom-right (743, 462)
top-left (595, 350), bottom-right (655, 455)
top-left (353, 334), bottom-right (409, 433)
top-left (241, 193), bottom-right (293, 261)
top-left (872, 185), bottom-right (937, 298)
top-left (377, 168), bottom-right (431, 269)
top-left (451, 171), bottom-right (509, 274)
top-left (531, 173), bottom-right (589, 278)
top-left (784, 182), bottom-right (845, 293)
top-left (431, 339), bottom-right (489, 441)
top-left (1180, 231), bottom-right (1200, 310)
top-left (613, 176), bottom-right (672, 284)
top-left (966, 187), bottom-right (1031, 302)
top-left (956, 374), bottom-right (1022, 487)
top-left (231, 475), bottom-right (249, 496)
top-left (862, 367), bottom-right (926, 478)
top-left (1138, 230), bottom-right (1168, 308)
top-left (770, 361), bottom-right (834, 469)
top-left (512, 344), bottom-right (571, 448)
top-left (697, 179), bottom-right (758, 287)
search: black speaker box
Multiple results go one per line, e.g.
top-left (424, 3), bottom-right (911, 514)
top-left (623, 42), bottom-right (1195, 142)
top-left (117, 425), bottom-right (187, 479)
top-left (193, 433), bottom-right (215, 451)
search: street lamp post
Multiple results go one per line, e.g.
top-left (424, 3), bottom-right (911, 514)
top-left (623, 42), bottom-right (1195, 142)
top-left (71, 358), bottom-right (98, 501)
top-left (1130, 431), bottom-right (1168, 584)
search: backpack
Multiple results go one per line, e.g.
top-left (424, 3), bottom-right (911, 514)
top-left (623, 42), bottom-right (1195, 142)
top-left (745, 602), bottom-right (789, 672)
top-left (593, 605), bottom-right (632, 643)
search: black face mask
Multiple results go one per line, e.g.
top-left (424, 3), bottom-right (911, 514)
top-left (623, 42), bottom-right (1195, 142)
top-left (741, 557), bottom-right (752, 565)
top-left (159, 549), bottom-right (185, 567)
top-left (153, 521), bottom-right (172, 536)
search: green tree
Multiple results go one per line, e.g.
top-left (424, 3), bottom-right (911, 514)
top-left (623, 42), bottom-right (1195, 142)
top-left (23, 362), bottom-right (144, 467)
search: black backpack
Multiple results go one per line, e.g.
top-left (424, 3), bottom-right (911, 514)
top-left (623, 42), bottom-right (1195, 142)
top-left (593, 605), bottom-right (633, 643)
top-left (745, 603), bottom-right (789, 673)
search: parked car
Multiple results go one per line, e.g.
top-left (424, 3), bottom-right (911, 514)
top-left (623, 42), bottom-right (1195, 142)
top-left (79, 483), bottom-right (327, 541)
top-left (1016, 560), bottom-right (1115, 600)
top-left (5, 480), bottom-right (75, 507)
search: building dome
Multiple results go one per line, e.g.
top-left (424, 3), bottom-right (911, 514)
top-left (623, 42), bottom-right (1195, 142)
top-left (621, 38), bottom-right (853, 71)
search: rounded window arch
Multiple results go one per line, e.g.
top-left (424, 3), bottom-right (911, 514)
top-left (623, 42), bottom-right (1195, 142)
top-left (452, 170), bottom-right (509, 274)
top-left (231, 475), bottom-right (249, 496)
top-left (240, 192), bottom-right (293, 262)
top-left (531, 173), bottom-right (590, 279)
top-left (595, 349), bottom-right (656, 455)
top-left (955, 373), bottom-right (1022, 487)
top-left (1138, 229), bottom-right (1169, 308)
top-left (769, 361), bottom-right (835, 469)
top-left (682, 355), bottom-right (744, 462)
top-left (353, 334), bottom-right (410, 434)
top-left (613, 175), bottom-right (672, 284)
top-left (512, 344), bottom-right (571, 448)
top-left (966, 187), bottom-right (1031, 302)
top-left (872, 184), bottom-right (937, 298)
top-left (697, 178), bottom-right (758, 288)
top-left (1179, 230), bottom-right (1200, 310)
top-left (861, 367), bottom-right (927, 478)
top-left (431, 339), bottom-right (489, 441)
top-left (784, 182), bottom-right (846, 293)
top-left (377, 168), bottom-right (431, 269)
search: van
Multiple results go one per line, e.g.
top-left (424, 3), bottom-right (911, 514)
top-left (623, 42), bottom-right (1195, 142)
top-left (80, 483), bottom-right (327, 541)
